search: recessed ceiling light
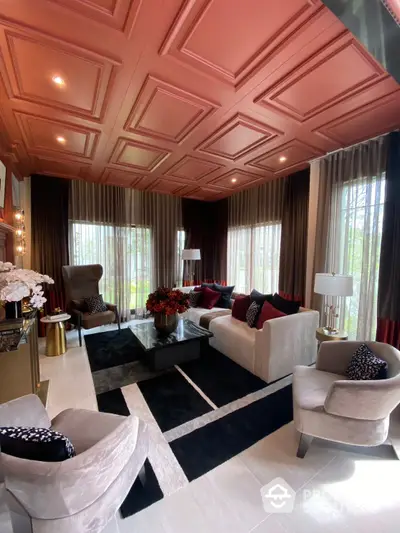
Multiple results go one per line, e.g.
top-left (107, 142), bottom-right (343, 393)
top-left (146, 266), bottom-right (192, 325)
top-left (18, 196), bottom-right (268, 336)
top-left (279, 156), bottom-right (287, 162)
top-left (56, 136), bottom-right (66, 144)
top-left (231, 178), bottom-right (237, 183)
top-left (52, 75), bottom-right (65, 86)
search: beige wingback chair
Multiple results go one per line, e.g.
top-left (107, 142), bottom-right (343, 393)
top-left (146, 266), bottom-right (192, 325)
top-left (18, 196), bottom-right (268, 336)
top-left (293, 341), bottom-right (400, 458)
top-left (0, 395), bottom-right (148, 533)
top-left (62, 264), bottom-right (120, 346)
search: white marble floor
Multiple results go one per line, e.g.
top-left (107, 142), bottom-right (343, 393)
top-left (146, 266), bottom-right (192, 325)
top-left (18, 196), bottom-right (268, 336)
top-left (2, 322), bottom-right (400, 533)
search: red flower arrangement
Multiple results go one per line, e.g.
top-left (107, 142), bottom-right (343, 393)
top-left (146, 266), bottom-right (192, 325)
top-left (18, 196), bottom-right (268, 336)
top-left (146, 287), bottom-right (190, 316)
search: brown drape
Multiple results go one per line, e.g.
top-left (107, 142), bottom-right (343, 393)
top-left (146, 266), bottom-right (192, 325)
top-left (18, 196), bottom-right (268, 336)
top-left (182, 198), bottom-right (228, 285)
top-left (31, 174), bottom-right (70, 315)
top-left (377, 131), bottom-right (400, 348)
top-left (278, 169), bottom-right (310, 304)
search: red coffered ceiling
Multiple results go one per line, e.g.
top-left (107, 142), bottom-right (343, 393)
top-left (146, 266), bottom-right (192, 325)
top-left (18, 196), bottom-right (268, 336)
top-left (0, 0), bottom-right (399, 200)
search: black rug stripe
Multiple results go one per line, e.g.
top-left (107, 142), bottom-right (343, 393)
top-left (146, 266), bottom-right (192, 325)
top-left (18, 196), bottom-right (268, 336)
top-left (178, 346), bottom-right (266, 407)
top-left (120, 459), bottom-right (163, 518)
top-left (96, 388), bottom-right (164, 518)
top-left (85, 329), bottom-right (141, 372)
top-left (96, 388), bottom-right (131, 416)
top-left (138, 370), bottom-right (213, 432)
top-left (170, 384), bottom-right (293, 481)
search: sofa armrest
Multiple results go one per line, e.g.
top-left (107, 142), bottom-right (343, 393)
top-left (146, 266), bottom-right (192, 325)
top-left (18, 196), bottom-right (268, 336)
top-left (0, 394), bottom-right (50, 429)
top-left (255, 310), bottom-right (319, 382)
top-left (324, 377), bottom-right (400, 420)
top-left (174, 286), bottom-right (196, 293)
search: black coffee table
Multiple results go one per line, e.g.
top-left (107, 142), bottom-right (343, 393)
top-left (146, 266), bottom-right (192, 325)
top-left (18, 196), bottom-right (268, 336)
top-left (130, 319), bottom-right (213, 371)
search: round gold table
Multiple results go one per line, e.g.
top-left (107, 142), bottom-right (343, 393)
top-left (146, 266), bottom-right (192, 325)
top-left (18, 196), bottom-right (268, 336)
top-left (40, 315), bottom-right (71, 356)
top-left (316, 327), bottom-right (348, 343)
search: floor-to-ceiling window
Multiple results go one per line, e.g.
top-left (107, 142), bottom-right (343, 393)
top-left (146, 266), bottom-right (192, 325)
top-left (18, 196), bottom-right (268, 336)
top-left (70, 222), bottom-right (152, 310)
top-left (333, 175), bottom-right (385, 340)
top-left (227, 222), bottom-right (281, 294)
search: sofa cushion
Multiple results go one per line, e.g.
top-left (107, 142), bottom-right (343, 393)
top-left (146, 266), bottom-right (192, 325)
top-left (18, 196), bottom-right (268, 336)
top-left (232, 295), bottom-right (251, 322)
top-left (270, 293), bottom-right (300, 315)
top-left (246, 301), bottom-right (260, 328)
top-left (346, 344), bottom-right (388, 380)
top-left (188, 290), bottom-right (202, 308)
top-left (250, 289), bottom-right (273, 305)
top-left (0, 426), bottom-right (75, 462)
top-left (199, 286), bottom-right (221, 309)
top-left (187, 306), bottom-right (227, 325)
top-left (212, 284), bottom-right (235, 309)
top-left (256, 300), bottom-right (286, 329)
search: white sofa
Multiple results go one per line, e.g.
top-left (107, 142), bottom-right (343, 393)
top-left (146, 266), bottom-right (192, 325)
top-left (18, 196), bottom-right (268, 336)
top-left (178, 286), bottom-right (319, 383)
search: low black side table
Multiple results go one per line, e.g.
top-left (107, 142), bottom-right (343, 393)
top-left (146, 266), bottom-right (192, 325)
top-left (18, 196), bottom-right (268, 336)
top-left (130, 319), bottom-right (213, 371)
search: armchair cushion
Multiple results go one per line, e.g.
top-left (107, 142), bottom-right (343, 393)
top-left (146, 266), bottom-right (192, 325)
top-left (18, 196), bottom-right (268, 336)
top-left (81, 310), bottom-right (115, 329)
top-left (84, 294), bottom-right (108, 314)
top-left (0, 426), bottom-right (75, 462)
top-left (346, 344), bottom-right (388, 380)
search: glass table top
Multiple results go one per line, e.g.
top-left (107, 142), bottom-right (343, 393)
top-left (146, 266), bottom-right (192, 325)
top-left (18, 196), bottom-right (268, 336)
top-left (130, 318), bottom-right (213, 351)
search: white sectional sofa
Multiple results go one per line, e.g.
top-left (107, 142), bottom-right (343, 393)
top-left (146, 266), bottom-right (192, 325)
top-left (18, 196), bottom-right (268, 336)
top-left (178, 286), bottom-right (319, 383)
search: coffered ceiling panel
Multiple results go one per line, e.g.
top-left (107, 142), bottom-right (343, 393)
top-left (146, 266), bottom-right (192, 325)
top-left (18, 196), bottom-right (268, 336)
top-left (164, 156), bottom-right (222, 181)
top-left (125, 75), bottom-right (218, 143)
top-left (0, 0), bottom-right (399, 200)
top-left (247, 140), bottom-right (323, 173)
top-left (197, 113), bottom-right (282, 161)
top-left (0, 24), bottom-right (119, 121)
top-left (14, 112), bottom-right (99, 159)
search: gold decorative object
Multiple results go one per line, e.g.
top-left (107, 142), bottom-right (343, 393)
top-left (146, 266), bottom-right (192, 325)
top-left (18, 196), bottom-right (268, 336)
top-left (45, 320), bottom-right (67, 356)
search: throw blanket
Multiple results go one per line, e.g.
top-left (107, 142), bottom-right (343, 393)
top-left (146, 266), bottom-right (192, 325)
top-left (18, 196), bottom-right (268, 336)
top-left (199, 310), bottom-right (231, 330)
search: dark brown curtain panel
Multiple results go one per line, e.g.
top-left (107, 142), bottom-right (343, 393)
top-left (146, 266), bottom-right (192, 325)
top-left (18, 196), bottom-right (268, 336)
top-left (31, 174), bottom-right (70, 315)
top-left (278, 168), bottom-right (310, 304)
top-left (377, 131), bottom-right (400, 348)
top-left (182, 198), bottom-right (228, 285)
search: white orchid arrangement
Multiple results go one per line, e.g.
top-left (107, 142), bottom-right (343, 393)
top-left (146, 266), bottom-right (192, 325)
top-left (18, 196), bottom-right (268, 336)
top-left (0, 261), bottom-right (54, 309)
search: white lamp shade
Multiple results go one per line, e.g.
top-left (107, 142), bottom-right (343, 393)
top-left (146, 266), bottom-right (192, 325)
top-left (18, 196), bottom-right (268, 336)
top-left (182, 248), bottom-right (201, 260)
top-left (314, 273), bottom-right (353, 297)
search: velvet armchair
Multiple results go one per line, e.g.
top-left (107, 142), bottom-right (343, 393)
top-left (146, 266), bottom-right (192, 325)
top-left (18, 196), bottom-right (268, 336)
top-left (62, 264), bottom-right (120, 346)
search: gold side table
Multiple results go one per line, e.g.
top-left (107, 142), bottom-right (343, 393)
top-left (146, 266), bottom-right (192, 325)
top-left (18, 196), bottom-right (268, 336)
top-left (40, 315), bottom-right (71, 356)
top-left (316, 327), bottom-right (348, 343)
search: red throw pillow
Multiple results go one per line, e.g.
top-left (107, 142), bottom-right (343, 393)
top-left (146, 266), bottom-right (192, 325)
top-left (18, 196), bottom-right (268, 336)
top-left (256, 300), bottom-right (286, 329)
top-left (232, 295), bottom-right (251, 322)
top-left (200, 286), bottom-right (221, 309)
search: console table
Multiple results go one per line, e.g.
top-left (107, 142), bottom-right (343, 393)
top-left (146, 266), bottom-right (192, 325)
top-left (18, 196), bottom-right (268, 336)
top-left (0, 312), bottom-right (46, 404)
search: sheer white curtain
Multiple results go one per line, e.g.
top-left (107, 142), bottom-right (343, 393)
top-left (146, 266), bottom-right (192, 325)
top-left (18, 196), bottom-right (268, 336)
top-left (69, 181), bottom-right (182, 320)
top-left (228, 223), bottom-right (281, 294)
top-left (227, 178), bottom-right (285, 294)
top-left (314, 137), bottom-right (387, 340)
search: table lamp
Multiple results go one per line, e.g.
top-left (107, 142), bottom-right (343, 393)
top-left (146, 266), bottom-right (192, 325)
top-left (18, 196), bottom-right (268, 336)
top-left (182, 249), bottom-right (201, 285)
top-left (314, 273), bottom-right (353, 334)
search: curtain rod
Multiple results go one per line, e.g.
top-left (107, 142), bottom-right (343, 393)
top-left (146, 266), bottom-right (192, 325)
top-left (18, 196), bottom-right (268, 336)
top-left (309, 129), bottom-right (397, 163)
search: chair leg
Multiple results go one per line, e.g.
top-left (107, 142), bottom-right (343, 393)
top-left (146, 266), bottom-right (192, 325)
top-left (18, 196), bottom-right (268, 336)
top-left (78, 324), bottom-right (82, 347)
top-left (117, 308), bottom-right (121, 331)
top-left (297, 433), bottom-right (313, 458)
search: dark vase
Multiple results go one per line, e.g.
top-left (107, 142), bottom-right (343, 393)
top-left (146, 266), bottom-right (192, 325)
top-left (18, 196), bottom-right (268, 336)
top-left (5, 301), bottom-right (23, 320)
top-left (154, 312), bottom-right (178, 335)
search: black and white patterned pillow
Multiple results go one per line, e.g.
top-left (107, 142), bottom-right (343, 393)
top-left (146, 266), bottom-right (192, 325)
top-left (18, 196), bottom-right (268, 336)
top-left (0, 426), bottom-right (75, 462)
top-left (346, 344), bottom-right (388, 380)
top-left (84, 294), bottom-right (108, 314)
top-left (188, 290), bottom-right (202, 308)
top-left (246, 301), bottom-right (260, 328)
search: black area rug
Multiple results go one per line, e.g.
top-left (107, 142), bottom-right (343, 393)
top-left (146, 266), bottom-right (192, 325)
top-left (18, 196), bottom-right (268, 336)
top-left (138, 370), bottom-right (213, 432)
top-left (170, 384), bottom-right (293, 481)
top-left (84, 329), bottom-right (141, 372)
top-left (120, 459), bottom-right (163, 518)
top-left (179, 347), bottom-right (266, 407)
